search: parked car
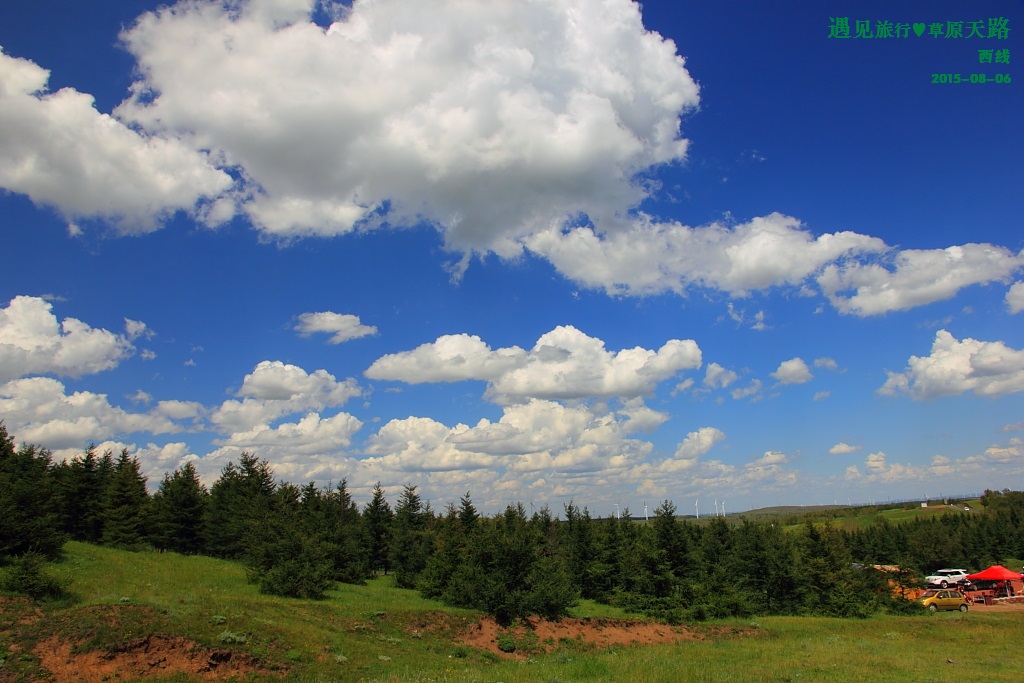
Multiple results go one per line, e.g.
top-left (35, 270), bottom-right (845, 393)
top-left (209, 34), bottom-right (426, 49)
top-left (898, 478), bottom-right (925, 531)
top-left (924, 568), bottom-right (970, 587)
top-left (919, 589), bottom-right (969, 612)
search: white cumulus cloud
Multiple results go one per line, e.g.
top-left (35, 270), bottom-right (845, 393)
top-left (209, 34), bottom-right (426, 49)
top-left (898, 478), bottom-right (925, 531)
top-left (364, 398), bottom-right (663, 475)
top-left (113, 0), bottom-right (699, 252)
top-left (212, 360), bottom-right (361, 432)
top-left (0, 296), bottom-right (135, 382)
top-left (3, 1), bottom-right (1017, 319)
top-left (526, 212), bottom-right (887, 297)
top-left (0, 376), bottom-right (182, 450)
top-left (0, 49), bottom-right (231, 232)
top-left (295, 311), bottom-right (377, 344)
top-left (704, 362), bottom-right (739, 389)
top-left (366, 325), bottom-right (701, 402)
top-left (154, 400), bottom-right (205, 421)
top-left (365, 333), bottom-right (525, 384)
top-left (731, 379), bottom-right (762, 401)
top-left (878, 330), bottom-right (1024, 400)
top-left (814, 357), bottom-right (838, 371)
top-left (819, 244), bottom-right (1024, 316)
top-left (213, 411), bottom-right (363, 456)
top-left (1007, 282), bottom-right (1024, 314)
top-left (672, 427), bottom-right (726, 465)
top-left (771, 358), bottom-right (813, 385)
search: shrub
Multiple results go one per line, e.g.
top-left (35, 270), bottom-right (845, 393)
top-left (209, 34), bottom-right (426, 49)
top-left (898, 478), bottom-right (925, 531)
top-left (496, 635), bottom-right (516, 653)
top-left (218, 630), bottom-right (247, 644)
top-left (0, 553), bottom-right (67, 601)
top-left (254, 556), bottom-right (333, 599)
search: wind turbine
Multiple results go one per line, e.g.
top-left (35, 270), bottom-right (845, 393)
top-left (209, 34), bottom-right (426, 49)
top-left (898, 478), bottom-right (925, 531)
top-left (644, 502), bottom-right (649, 521)
top-left (721, 499), bottom-right (726, 517)
top-left (695, 498), bottom-right (699, 519)
top-left (714, 499), bottom-right (719, 517)
top-left (614, 502), bottom-right (620, 520)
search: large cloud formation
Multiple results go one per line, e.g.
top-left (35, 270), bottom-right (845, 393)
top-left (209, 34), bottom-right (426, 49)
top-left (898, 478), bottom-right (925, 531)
top-left (0, 49), bottom-right (231, 231)
top-left (364, 398), bottom-right (666, 475)
top-left (0, 296), bottom-right (136, 382)
top-left (1, 1), bottom-right (1020, 314)
top-left (879, 330), bottom-right (1024, 400)
top-left (365, 325), bottom-right (702, 402)
top-left (211, 360), bottom-right (362, 433)
top-left (0, 377), bottom-right (182, 450)
top-left (526, 213), bottom-right (888, 296)
top-left (819, 244), bottom-right (1024, 316)
top-left (113, 0), bottom-right (698, 252)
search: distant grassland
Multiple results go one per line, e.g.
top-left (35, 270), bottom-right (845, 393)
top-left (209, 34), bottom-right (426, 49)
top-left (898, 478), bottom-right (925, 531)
top-left (731, 499), bottom-right (984, 532)
top-left (2, 541), bottom-right (1022, 682)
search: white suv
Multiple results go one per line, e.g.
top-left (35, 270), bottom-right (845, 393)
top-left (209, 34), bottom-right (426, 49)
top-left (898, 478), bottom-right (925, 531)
top-left (924, 568), bottom-right (970, 588)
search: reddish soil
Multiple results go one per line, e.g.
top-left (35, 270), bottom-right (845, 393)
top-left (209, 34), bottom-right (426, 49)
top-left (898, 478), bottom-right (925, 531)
top-left (32, 634), bottom-right (280, 683)
top-left (459, 616), bottom-right (752, 658)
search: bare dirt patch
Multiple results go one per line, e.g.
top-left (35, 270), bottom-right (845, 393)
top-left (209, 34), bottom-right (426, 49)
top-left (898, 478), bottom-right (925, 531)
top-left (0, 600), bottom-right (283, 682)
top-left (0, 596), bottom-right (43, 628)
top-left (33, 634), bottom-right (281, 683)
top-left (459, 616), bottom-right (752, 658)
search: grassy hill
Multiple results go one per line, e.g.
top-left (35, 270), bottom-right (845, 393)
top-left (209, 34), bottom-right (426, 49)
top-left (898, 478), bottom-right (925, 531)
top-left (732, 500), bottom-right (982, 532)
top-left (1, 540), bottom-right (1023, 681)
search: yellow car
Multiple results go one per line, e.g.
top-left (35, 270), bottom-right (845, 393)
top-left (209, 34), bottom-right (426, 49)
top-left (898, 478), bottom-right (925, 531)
top-left (919, 589), bottom-right (969, 612)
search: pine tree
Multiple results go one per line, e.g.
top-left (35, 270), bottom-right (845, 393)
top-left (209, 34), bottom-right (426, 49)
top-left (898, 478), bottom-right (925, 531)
top-left (296, 479), bottom-right (370, 583)
top-left (362, 482), bottom-right (393, 575)
top-left (525, 504), bottom-right (578, 619)
top-left (617, 519), bottom-right (671, 598)
top-left (389, 484), bottom-right (431, 588)
top-left (730, 520), bottom-right (805, 614)
top-left (245, 483), bottom-right (334, 599)
top-left (458, 491), bottom-right (479, 527)
top-left (652, 500), bottom-right (690, 577)
top-left (52, 445), bottom-right (113, 543)
top-left (151, 462), bottom-right (208, 554)
top-left (0, 425), bottom-right (66, 563)
top-left (101, 449), bottom-right (151, 549)
top-left (437, 503), bottom-right (576, 624)
top-left (562, 501), bottom-right (600, 598)
top-left (798, 520), bottom-right (863, 617)
top-left (419, 503), bottom-right (464, 599)
top-left (203, 453), bottom-right (277, 559)
top-left (329, 479), bottom-right (371, 583)
top-left (589, 513), bottom-right (623, 598)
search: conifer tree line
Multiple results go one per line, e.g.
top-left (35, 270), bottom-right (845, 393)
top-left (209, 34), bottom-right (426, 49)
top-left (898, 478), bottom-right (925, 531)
top-left (3, 425), bottom-right (1024, 622)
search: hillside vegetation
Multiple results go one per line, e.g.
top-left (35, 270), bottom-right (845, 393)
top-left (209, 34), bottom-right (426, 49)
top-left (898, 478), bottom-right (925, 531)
top-left (4, 424), bottom-right (1024, 680)
top-left (3, 542), bottom-right (1024, 682)
top-left (736, 499), bottom-right (983, 532)
top-left (4, 424), bottom-right (1024, 623)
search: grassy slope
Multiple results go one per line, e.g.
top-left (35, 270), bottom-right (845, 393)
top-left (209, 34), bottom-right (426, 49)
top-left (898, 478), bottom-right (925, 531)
top-left (2, 541), bottom-right (1022, 682)
top-left (746, 503), bottom-right (978, 533)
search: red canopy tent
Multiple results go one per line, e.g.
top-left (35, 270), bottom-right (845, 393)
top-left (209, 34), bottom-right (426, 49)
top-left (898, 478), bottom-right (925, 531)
top-left (967, 565), bottom-right (1024, 600)
top-left (967, 565), bottom-right (1023, 581)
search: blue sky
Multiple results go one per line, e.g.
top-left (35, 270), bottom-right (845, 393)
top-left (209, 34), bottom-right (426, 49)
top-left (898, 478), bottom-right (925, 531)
top-left (1, 0), bottom-right (1022, 515)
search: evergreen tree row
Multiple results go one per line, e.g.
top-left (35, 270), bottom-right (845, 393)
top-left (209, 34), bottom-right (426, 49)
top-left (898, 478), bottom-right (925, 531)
top-left (4, 424), bottom-right (1024, 621)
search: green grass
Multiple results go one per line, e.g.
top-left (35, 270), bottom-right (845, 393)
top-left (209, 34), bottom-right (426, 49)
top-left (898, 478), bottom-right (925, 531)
top-left (567, 598), bottom-right (644, 620)
top-left (2, 541), bottom-right (1023, 682)
top-left (762, 503), bottom-right (973, 533)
